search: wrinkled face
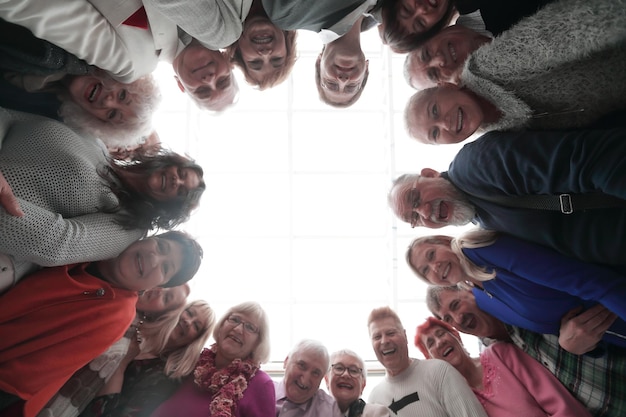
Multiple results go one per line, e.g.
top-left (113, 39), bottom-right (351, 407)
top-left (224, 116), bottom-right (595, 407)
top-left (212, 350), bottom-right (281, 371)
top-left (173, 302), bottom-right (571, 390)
top-left (409, 239), bottom-right (466, 285)
top-left (146, 165), bottom-right (202, 202)
top-left (434, 289), bottom-right (502, 338)
top-left (238, 15), bottom-right (287, 83)
top-left (389, 172), bottom-right (475, 229)
top-left (369, 317), bottom-right (410, 376)
top-left (318, 46), bottom-right (368, 105)
top-left (217, 312), bottom-right (260, 361)
top-left (396, 0), bottom-right (450, 36)
top-left (136, 284), bottom-right (189, 314)
top-left (327, 354), bottom-right (365, 407)
top-left (407, 85), bottom-right (483, 144)
top-left (420, 325), bottom-right (468, 368)
top-left (407, 25), bottom-right (488, 88)
top-left (173, 42), bottom-right (237, 110)
top-left (106, 237), bottom-right (184, 291)
top-left (283, 350), bottom-right (327, 404)
top-left (164, 304), bottom-right (209, 351)
top-left (67, 75), bottom-right (139, 124)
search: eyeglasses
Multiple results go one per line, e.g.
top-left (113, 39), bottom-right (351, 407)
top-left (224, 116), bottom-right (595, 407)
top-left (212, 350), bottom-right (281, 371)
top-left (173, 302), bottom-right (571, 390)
top-left (331, 363), bottom-right (363, 378)
top-left (408, 180), bottom-right (420, 228)
top-left (226, 315), bottom-right (259, 334)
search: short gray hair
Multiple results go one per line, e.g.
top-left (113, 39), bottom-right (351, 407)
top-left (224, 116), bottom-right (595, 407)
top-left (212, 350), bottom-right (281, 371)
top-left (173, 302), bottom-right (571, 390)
top-left (288, 339), bottom-right (330, 372)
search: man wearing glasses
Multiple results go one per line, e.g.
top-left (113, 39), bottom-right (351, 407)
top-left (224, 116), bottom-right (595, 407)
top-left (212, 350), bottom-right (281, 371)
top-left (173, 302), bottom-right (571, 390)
top-left (387, 127), bottom-right (626, 273)
top-left (326, 349), bottom-right (390, 417)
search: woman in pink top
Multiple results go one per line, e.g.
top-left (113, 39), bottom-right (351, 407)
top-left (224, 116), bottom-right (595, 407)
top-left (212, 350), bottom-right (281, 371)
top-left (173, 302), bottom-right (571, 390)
top-left (415, 317), bottom-right (592, 417)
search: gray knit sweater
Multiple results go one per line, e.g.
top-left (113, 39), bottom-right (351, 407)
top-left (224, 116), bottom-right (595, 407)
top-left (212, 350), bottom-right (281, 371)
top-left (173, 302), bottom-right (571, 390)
top-left (0, 108), bottom-right (143, 283)
top-left (460, 0), bottom-right (626, 131)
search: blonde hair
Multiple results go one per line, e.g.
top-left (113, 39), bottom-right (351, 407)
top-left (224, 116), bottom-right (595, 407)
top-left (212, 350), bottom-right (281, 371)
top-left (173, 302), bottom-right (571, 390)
top-left (140, 300), bottom-right (216, 379)
top-left (406, 229), bottom-right (499, 285)
top-left (367, 306), bottom-right (404, 332)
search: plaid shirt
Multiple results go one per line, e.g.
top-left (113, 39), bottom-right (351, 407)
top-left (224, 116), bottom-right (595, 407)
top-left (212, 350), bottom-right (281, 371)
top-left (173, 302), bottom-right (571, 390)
top-left (506, 325), bottom-right (626, 417)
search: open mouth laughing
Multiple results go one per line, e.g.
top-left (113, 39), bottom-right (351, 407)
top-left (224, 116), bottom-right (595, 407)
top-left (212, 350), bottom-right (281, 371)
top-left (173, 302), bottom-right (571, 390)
top-left (86, 83), bottom-right (102, 103)
top-left (456, 107), bottom-right (464, 133)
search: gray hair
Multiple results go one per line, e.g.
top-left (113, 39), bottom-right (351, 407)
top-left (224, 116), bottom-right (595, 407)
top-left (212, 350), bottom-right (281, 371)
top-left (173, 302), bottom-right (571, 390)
top-left (213, 301), bottom-right (271, 364)
top-left (329, 349), bottom-right (366, 381)
top-left (426, 285), bottom-right (465, 318)
top-left (288, 339), bottom-right (330, 372)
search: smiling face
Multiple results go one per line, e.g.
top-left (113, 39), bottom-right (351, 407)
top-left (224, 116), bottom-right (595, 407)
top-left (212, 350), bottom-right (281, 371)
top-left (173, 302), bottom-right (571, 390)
top-left (146, 165), bottom-right (201, 202)
top-left (434, 289), bottom-right (503, 338)
top-left (407, 85), bottom-right (484, 144)
top-left (409, 238), bottom-right (467, 285)
top-left (238, 15), bottom-right (287, 83)
top-left (326, 353), bottom-right (365, 412)
top-left (102, 237), bottom-right (185, 291)
top-left (164, 304), bottom-right (209, 351)
top-left (389, 171), bottom-right (475, 229)
top-left (172, 42), bottom-right (236, 110)
top-left (67, 75), bottom-right (139, 124)
top-left (136, 284), bottom-right (190, 314)
top-left (216, 312), bottom-right (260, 362)
top-left (396, 0), bottom-right (451, 36)
top-left (369, 317), bottom-right (410, 376)
top-left (317, 47), bottom-right (368, 105)
top-left (407, 25), bottom-right (490, 89)
top-left (283, 349), bottom-right (327, 404)
top-left (420, 325), bottom-right (468, 368)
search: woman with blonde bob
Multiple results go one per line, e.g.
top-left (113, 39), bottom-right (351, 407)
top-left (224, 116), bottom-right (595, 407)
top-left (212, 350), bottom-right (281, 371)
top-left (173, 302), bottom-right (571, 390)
top-left (152, 301), bottom-right (276, 417)
top-left (80, 300), bottom-right (216, 417)
top-left (406, 229), bottom-right (626, 350)
top-left (414, 316), bottom-right (592, 417)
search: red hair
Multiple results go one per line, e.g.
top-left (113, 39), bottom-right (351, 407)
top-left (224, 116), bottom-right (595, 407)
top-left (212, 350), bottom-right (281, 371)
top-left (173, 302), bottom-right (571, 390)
top-left (414, 317), bottom-right (461, 359)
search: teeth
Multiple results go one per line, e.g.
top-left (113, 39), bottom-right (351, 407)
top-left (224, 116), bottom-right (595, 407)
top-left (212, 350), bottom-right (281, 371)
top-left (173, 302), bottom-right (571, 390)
top-left (443, 347), bottom-right (453, 356)
top-left (449, 44), bottom-right (457, 62)
top-left (443, 263), bottom-right (450, 279)
top-left (457, 108), bottom-right (463, 132)
top-left (88, 84), bottom-right (99, 102)
top-left (137, 253), bottom-right (144, 276)
top-left (252, 36), bottom-right (272, 44)
top-left (382, 348), bottom-right (395, 355)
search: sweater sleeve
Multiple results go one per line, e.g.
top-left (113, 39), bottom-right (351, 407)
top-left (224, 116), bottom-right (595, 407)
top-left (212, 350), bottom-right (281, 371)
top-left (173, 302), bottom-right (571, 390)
top-left (486, 343), bottom-right (592, 417)
top-left (472, 235), bottom-right (626, 321)
top-left (435, 360), bottom-right (488, 417)
top-left (0, 198), bottom-right (144, 266)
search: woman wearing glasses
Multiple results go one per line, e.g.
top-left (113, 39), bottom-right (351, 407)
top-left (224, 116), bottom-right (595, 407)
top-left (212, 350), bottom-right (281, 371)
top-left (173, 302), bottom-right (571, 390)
top-left (326, 349), bottom-right (390, 417)
top-left (151, 301), bottom-right (275, 417)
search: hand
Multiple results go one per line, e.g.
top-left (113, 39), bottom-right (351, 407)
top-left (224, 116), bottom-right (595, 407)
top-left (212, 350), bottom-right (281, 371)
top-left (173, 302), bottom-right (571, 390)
top-left (559, 305), bottom-right (617, 355)
top-left (0, 171), bottom-right (23, 217)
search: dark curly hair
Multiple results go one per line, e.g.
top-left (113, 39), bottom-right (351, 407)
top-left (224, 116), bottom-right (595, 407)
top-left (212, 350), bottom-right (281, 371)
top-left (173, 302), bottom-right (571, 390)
top-left (379, 0), bottom-right (456, 53)
top-left (103, 151), bottom-right (205, 231)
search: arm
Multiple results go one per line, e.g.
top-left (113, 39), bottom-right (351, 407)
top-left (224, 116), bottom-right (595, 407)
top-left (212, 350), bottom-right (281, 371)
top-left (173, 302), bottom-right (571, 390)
top-left (0, 0), bottom-right (153, 81)
top-left (488, 342), bottom-right (592, 416)
top-left (559, 305), bottom-right (617, 355)
top-left (474, 235), bottom-right (626, 321)
top-left (0, 170), bottom-right (22, 217)
top-left (0, 197), bottom-right (143, 266)
top-left (437, 361), bottom-right (487, 417)
top-left (242, 371), bottom-right (277, 417)
top-left (144, 0), bottom-right (249, 49)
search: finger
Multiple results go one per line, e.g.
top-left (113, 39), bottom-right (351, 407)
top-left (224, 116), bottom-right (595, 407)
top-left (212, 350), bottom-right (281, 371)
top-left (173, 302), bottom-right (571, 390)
top-left (571, 304), bottom-right (610, 323)
top-left (561, 305), bottom-right (584, 324)
top-left (0, 193), bottom-right (24, 217)
top-left (595, 312), bottom-right (618, 333)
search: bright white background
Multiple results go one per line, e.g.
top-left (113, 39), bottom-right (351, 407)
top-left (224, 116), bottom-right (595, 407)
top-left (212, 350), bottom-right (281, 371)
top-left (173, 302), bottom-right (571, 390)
top-left (152, 28), bottom-right (479, 396)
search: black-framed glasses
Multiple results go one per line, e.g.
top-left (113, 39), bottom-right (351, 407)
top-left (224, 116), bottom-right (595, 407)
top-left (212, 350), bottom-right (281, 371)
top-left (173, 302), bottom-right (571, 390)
top-left (226, 315), bottom-right (259, 334)
top-left (408, 180), bottom-right (420, 228)
top-left (331, 363), bottom-right (362, 378)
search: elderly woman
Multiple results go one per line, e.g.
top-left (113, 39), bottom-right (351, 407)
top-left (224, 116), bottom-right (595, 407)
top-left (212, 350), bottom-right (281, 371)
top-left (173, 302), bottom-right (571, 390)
top-left (0, 107), bottom-right (205, 294)
top-left (406, 230), bottom-right (626, 350)
top-left (79, 300), bottom-right (216, 417)
top-left (415, 317), bottom-right (592, 417)
top-left (0, 231), bottom-right (203, 417)
top-left (152, 301), bottom-right (275, 417)
top-left (326, 349), bottom-right (390, 417)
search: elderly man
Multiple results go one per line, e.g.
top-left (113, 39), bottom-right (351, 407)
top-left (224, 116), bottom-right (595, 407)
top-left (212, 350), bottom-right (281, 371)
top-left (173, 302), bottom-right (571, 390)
top-left (0, 0), bottom-right (237, 111)
top-left (315, 16), bottom-right (369, 108)
top-left (367, 306), bottom-right (487, 417)
top-left (404, 0), bottom-right (625, 89)
top-left (388, 127), bottom-right (626, 272)
top-left (275, 339), bottom-right (343, 417)
top-left (326, 349), bottom-right (389, 417)
top-left (426, 286), bottom-right (626, 417)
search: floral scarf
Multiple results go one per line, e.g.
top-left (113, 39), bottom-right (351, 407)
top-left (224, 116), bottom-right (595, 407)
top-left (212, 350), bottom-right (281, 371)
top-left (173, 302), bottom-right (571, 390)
top-left (193, 344), bottom-right (259, 417)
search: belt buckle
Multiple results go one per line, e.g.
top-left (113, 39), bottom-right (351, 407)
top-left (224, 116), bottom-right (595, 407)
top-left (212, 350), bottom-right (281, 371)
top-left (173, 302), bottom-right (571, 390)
top-left (559, 194), bottom-right (573, 214)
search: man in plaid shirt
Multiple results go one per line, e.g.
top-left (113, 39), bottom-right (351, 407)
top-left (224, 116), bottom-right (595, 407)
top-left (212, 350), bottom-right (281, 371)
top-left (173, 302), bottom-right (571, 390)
top-left (427, 286), bottom-right (626, 417)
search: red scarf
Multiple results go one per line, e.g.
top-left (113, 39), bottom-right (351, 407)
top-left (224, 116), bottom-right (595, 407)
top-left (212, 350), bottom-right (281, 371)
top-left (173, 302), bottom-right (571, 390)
top-left (193, 345), bottom-right (259, 417)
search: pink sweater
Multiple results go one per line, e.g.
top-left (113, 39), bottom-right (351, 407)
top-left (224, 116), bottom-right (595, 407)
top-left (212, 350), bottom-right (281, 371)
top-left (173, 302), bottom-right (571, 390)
top-left (474, 343), bottom-right (592, 417)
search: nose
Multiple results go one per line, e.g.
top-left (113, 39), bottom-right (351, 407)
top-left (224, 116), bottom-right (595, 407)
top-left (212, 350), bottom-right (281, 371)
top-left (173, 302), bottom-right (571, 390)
top-left (432, 52), bottom-right (445, 67)
top-left (259, 46), bottom-right (272, 56)
top-left (338, 72), bottom-right (349, 81)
